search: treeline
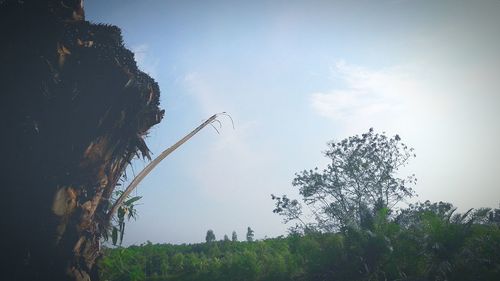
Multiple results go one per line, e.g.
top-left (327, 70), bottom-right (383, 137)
top-left (99, 202), bottom-right (500, 281)
top-left (100, 131), bottom-right (500, 280)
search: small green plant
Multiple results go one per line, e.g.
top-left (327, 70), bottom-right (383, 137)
top-left (103, 190), bottom-right (142, 246)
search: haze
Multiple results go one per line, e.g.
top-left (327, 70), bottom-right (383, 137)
top-left (85, 0), bottom-right (500, 245)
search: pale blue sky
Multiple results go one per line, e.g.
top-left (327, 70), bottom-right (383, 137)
top-left (86, 0), bottom-right (500, 245)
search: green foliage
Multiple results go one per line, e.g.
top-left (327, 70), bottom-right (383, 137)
top-left (205, 230), bottom-right (216, 244)
top-left (99, 247), bottom-right (147, 281)
top-left (98, 129), bottom-right (500, 280)
top-left (246, 227), bottom-right (255, 242)
top-left (103, 190), bottom-right (141, 246)
top-left (273, 129), bottom-right (416, 232)
top-left (100, 206), bottom-right (500, 281)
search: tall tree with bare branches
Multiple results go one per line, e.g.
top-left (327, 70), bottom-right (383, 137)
top-left (273, 129), bottom-right (416, 233)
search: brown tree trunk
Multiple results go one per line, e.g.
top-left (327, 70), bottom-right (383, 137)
top-left (0, 1), bottom-right (164, 280)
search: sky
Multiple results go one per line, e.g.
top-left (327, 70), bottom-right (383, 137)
top-left (85, 0), bottom-right (500, 245)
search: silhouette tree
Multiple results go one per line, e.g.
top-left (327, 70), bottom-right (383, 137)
top-left (232, 230), bottom-right (238, 242)
top-left (0, 1), bottom-right (163, 280)
top-left (246, 227), bottom-right (255, 242)
top-left (206, 230), bottom-right (216, 243)
top-left (273, 128), bottom-right (416, 232)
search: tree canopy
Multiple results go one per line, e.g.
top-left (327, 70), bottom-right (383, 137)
top-left (99, 206), bottom-right (500, 281)
top-left (0, 1), bottom-right (163, 280)
top-left (246, 227), bottom-right (255, 242)
top-left (273, 128), bottom-right (416, 232)
top-left (206, 230), bottom-right (216, 243)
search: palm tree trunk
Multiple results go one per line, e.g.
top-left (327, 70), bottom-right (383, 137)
top-left (0, 1), bottom-right (164, 280)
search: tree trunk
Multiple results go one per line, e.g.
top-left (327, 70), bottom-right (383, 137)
top-left (0, 1), bottom-right (164, 280)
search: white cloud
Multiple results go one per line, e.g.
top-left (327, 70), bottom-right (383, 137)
top-left (182, 72), bottom-right (226, 115)
top-left (132, 44), bottom-right (159, 79)
top-left (309, 61), bottom-right (439, 135)
top-left (182, 71), bottom-right (269, 198)
top-left (312, 61), bottom-right (417, 119)
top-left (178, 70), bottom-right (288, 238)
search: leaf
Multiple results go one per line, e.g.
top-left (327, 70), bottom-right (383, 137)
top-left (125, 196), bottom-right (142, 206)
top-left (106, 113), bottom-right (222, 223)
top-left (120, 222), bottom-right (125, 245)
top-left (128, 208), bottom-right (136, 220)
top-left (118, 207), bottom-right (125, 221)
top-left (112, 227), bottom-right (118, 246)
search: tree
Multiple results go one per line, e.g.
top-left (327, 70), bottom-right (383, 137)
top-left (246, 227), bottom-right (255, 242)
top-left (0, 1), bottom-right (164, 280)
top-left (232, 231), bottom-right (238, 242)
top-left (273, 128), bottom-right (416, 232)
top-left (396, 200), bottom-right (500, 228)
top-left (206, 229), bottom-right (216, 243)
top-left (395, 200), bottom-right (455, 228)
top-left (0, 1), bottom-right (227, 280)
top-left (223, 234), bottom-right (230, 241)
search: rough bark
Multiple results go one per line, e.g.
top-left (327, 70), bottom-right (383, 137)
top-left (0, 1), bottom-right (164, 280)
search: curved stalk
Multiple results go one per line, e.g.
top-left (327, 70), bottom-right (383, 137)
top-left (106, 113), bottom-right (223, 221)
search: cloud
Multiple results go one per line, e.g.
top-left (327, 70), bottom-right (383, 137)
top-left (181, 71), bottom-right (270, 199)
top-left (182, 71), bottom-right (227, 115)
top-left (178, 70), bottom-right (289, 238)
top-left (312, 61), bottom-right (416, 119)
top-left (310, 61), bottom-right (432, 134)
top-left (132, 44), bottom-right (159, 79)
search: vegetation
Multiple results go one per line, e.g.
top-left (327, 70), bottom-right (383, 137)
top-left (272, 129), bottom-right (416, 233)
top-left (206, 230), bottom-right (216, 244)
top-left (246, 227), bottom-right (255, 242)
top-left (100, 130), bottom-right (500, 280)
top-left (4, 0), bottom-right (496, 280)
top-left (0, 0), bottom-right (163, 280)
top-left (1, 1), bottom-right (224, 279)
top-left (99, 204), bottom-right (500, 281)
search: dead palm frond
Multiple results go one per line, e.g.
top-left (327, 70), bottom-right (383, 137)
top-left (106, 112), bottom-right (231, 222)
